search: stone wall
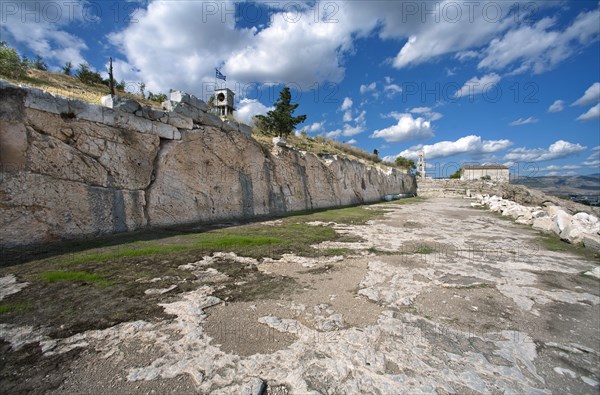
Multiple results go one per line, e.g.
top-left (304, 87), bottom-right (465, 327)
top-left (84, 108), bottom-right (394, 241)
top-left (0, 82), bottom-right (415, 247)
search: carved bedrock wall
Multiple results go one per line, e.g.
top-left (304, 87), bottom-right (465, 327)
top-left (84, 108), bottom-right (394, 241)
top-left (0, 82), bottom-right (416, 247)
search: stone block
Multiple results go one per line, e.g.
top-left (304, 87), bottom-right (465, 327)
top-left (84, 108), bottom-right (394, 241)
top-left (68, 100), bottom-right (105, 123)
top-left (114, 98), bottom-right (142, 114)
top-left (532, 217), bottom-right (559, 234)
top-left (152, 121), bottom-right (178, 139)
top-left (114, 112), bottom-right (153, 134)
top-left (197, 112), bottom-right (223, 128)
top-left (222, 120), bottom-right (239, 133)
top-left (24, 89), bottom-right (69, 115)
top-left (239, 123), bottom-right (253, 137)
top-left (170, 90), bottom-right (208, 111)
top-left (168, 112), bottom-right (193, 129)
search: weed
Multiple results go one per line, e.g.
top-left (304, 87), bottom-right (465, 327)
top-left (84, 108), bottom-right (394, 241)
top-left (39, 271), bottom-right (109, 285)
top-left (0, 302), bottom-right (31, 315)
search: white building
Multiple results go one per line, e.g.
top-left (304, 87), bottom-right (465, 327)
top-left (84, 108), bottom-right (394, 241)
top-left (460, 165), bottom-right (509, 182)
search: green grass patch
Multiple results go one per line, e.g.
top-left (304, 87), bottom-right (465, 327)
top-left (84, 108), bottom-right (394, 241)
top-left (414, 246), bottom-right (435, 254)
top-left (294, 206), bottom-right (385, 224)
top-left (57, 245), bottom-right (192, 265)
top-left (0, 302), bottom-right (31, 315)
top-left (39, 271), bottom-right (109, 285)
top-left (380, 196), bottom-right (425, 205)
top-left (319, 248), bottom-right (355, 257)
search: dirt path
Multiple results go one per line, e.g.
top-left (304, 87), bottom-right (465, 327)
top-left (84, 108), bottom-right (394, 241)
top-left (1, 197), bottom-right (599, 394)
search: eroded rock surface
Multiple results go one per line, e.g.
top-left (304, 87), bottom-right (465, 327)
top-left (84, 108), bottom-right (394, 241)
top-left (1, 198), bottom-right (598, 394)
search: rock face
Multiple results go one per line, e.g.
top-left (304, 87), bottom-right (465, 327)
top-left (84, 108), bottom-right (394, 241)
top-left (0, 82), bottom-right (415, 247)
top-left (475, 194), bottom-right (600, 252)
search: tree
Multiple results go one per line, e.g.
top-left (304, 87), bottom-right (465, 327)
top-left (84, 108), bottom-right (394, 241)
top-left (139, 82), bottom-right (146, 99)
top-left (449, 168), bottom-right (462, 179)
top-left (32, 54), bottom-right (47, 71)
top-left (62, 61), bottom-right (73, 75)
top-left (76, 63), bottom-right (103, 85)
top-left (255, 87), bottom-right (306, 138)
top-left (395, 156), bottom-right (416, 171)
top-left (0, 41), bottom-right (27, 78)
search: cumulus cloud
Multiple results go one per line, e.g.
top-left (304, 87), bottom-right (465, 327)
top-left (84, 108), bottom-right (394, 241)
top-left (548, 100), bottom-right (565, 113)
top-left (300, 122), bottom-right (325, 134)
top-left (572, 82), bottom-right (600, 106)
top-left (1, 1), bottom-right (89, 67)
top-left (390, 135), bottom-right (512, 160)
top-left (346, 139), bottom-right (357, 145)
top-left (510, 117), bottom-right (538, 126)
top-left (341, 97), bottom-right (353, 111)
top-left (360, 82), bottom-right (377, 95)
top-left (454, 73), bottom-right (501, 98)
top-left (384, 84), bottom-right (402, 97)
top-left (504, 140), bottom-right (587, 162)
top-left (409, 107), bottom-right (443, 121)
top-left (577, 103), bottom-right (600, 122)
top-left (478, 9), bottom-right (600, 74)
top-left (371, 113), bottom-right (433, 143)
top-left (235, 98), bottom-right (272, 125)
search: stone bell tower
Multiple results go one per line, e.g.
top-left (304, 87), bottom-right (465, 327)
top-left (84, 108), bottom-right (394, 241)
top-left (417, 150), bottom-right (426, 181)
top-left (214, 88), bottom-right (235, 119)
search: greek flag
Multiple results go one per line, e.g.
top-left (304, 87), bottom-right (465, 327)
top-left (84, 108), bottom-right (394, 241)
top-left (215, 68), bottom-right (226, 81)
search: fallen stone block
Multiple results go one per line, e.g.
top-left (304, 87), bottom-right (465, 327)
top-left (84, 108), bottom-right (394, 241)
top-left (532, 216), bottom-right (559, 234)
top-left (583, 235), bottom-right (600, 253)
top-left (555, 210), bottom-right (572, 233)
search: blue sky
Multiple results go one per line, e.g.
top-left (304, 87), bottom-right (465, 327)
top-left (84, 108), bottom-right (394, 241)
top-left (2, 0), bottom-right (599, 178)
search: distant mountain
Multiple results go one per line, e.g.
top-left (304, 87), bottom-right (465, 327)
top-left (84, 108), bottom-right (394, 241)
top-left (511, 174), bottom-right (600, 198)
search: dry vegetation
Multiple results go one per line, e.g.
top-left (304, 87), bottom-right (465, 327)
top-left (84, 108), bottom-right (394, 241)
top-left (2, 68), bottom-right (162, 108)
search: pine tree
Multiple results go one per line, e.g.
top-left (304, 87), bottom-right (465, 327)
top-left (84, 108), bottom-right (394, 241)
top-left (255, 87), bottom-right (306, 138)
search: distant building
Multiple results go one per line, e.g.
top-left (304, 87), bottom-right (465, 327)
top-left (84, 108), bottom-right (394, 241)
top-left (461, 165), bottom-right (509, 182)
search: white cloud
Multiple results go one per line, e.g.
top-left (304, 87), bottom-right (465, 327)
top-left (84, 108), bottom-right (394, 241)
top-left (346, 139), bottom-right (357, 145)
top-left (409, 107), bottom-right (443, 121)
top-left (391, 135), bottom-right (512, 161)
top-left (548, 100), bottom-right (565, 113)
top-left (235, 98), bottom-right (272, 125)
top-left (504, 140), bottom-right (587, 162)
top-left (455, 50), bottom-right (479, 61)
top-left (325, 129), bottom-right (342, 139)
top-left (478, 9), bottom-right (600, 74)
top-left (577, 103), bottom-right (600, 122)
top-left (342, 110), bottom-right (367, 136)
top-left (341, 97), bottom-right (353, 111)
top-left (510, 116), bottom-right (538, 126)
top-left (371, 113), bottom-right (433, 143)
top-left (546, 171), bottom-right (578, 176)
top-left (1, 1), bottom-right (89, 67)
top-left (301, 122), bottom-right (325, 134)
top-left (454, 73), bottom-right (501, 98)
top-left (384, 84), bottom-right (402, 96)
top-left (541, 164), bottom-right (581, 171)
top-left (572, 82), bottom-right (600, 106)
top-left (360, 82), bottom-right (377, 94)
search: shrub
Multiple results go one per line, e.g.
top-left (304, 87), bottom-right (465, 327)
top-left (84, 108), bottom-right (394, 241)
top-left (0, 41), bottom-right (27, 78)
top-left (76, 63), bottom-right (104, 85)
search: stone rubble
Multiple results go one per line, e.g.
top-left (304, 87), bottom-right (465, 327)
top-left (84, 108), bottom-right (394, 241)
top-left (474, 194), bottom-right (600, 252)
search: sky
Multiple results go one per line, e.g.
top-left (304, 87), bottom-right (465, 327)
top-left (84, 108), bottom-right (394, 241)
top-left (2, 0), bottom-right (599, 178)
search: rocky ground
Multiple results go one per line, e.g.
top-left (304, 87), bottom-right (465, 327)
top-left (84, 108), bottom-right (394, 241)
top-left (1, 197), bottom-right (599, 394)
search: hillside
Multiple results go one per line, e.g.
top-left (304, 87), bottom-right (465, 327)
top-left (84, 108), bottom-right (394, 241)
top-left (511, 174), bottom-right (600, 205)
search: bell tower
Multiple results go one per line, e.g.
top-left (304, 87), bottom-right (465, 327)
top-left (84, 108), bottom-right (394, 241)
top-left (214, 88), bottom-right (235, 118)
top-left (417, 150), bottom-right (426, 180)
